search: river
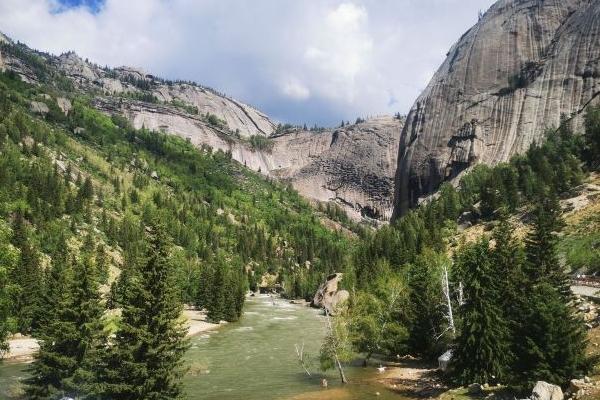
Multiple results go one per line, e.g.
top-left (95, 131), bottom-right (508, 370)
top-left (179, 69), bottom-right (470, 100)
top-left (0, 295), bottom-right (403, 400)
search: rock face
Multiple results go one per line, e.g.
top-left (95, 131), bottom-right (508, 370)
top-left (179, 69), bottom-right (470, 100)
top-left (530, 381), bottom-right (563, 400)
top-left (393, 0), bottom-right (600, 218)
top-left (55, 52), bottom-right (275, 137)
top-left (269, 117), bottom-right (402, 221)
top-left (312, 273), bottom-right (350, 315)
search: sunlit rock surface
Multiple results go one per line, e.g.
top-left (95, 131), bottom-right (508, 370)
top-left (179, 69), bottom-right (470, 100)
top-left (393, 0), bottom-right (600, 218)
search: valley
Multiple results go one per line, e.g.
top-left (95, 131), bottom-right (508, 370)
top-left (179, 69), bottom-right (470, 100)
top-left (1, 1), bottom-right (600, 400)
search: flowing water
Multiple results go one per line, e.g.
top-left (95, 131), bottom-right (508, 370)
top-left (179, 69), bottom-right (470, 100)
top-left (0, 295), bottom-right (404, 400)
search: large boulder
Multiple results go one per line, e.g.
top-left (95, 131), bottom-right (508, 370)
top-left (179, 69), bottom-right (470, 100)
top-left (530, 381), bottom-right (563, 400)
top-left (30, 101), bottom-right (49, 115)
top-left (312, 273), bottom-right (349, 315)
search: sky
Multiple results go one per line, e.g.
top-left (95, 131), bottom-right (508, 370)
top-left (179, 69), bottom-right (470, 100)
top-left (0, 0), bottom-right (496, 126)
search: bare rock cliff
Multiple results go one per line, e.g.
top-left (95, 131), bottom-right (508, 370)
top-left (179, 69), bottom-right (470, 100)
top-left (393, 0), bottom-right (600, 218)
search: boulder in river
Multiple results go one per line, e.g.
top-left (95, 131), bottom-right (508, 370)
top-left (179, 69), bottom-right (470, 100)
top-left (312, 273), bottom-right (349, 315)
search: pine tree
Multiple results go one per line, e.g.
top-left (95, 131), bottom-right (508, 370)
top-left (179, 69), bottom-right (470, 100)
top-left (491, 210), bottom-right (525, 318)
top-left (511, 282), bottom-right (587, 388)
top-left (99, 222), bottom-right (189, 400)
top-left (406, 249), bottom-right (447, 357)
top-left (13, 238), bottom-right (44, 333)
top-left (62, 258), bottom-right (107, 398)
top-left (25, 256), bottom-right (75, 399)
top-left (207, 259), bottom-right (226, 323)
top-left (451, 239), bottom-right (511, 385)
top-left (524, 193), bottom-right (570, 298)
top-left (511, 195), bottom-right (588, 387)
top-left (0, 221), bottom-right (18, 357)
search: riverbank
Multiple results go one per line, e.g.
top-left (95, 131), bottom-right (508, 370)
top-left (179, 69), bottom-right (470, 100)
top-left (3, 307), bottom-right (223, 362)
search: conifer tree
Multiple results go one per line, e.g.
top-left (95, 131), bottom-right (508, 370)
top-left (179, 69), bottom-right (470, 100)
top-left (12, 237), bottom-right (44, 333)
top-left (491, 210), bottom-right (525, 319)
top-left (451, 239), bottom-right (511, 385)
top-left (25, 255), bottom-right (75, 399)
top-left (0, 221), bottom-right (18, 357)
top-left (207, 259), bottom-right (226, 323)
top-left (524, 193), bottom-right (570, 297)
top-left (515, 282), bottom-right (587, 387)
top-left (511, 196), bottom-right (588, 387)
top-left (62, 258), bottom-right (107, 398)
top-left (406, 249), bottom-right (448, 357)
top-left (99, 222), bottom-right (188, 400)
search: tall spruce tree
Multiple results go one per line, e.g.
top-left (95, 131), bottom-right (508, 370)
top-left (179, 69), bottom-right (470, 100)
top-left (14, 239), bottom-right (44, 333)
top-left (99, 222), bottom-right (188, 400)
top-left (62, 257), bottom-right (107, 398)
top-left (512, 282), bottom-right (587, 388)
top-left (406, 249), bottom-right (448, 358)
top-left (25, 255), bottom-right (75, 399)
top-left (511, 196), bottom-right (588, 387)
top-left (0, 221), bottom-right (18, 357)
top-left (207, 258), bottom-right (226, 323)
top-left (524, 193), bottom-right (569, 297)
top-left (451, 239), bottom-right (511, 385)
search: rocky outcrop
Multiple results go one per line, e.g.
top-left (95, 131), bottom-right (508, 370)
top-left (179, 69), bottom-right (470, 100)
top-left (270, 117), bottom-right (402, 220)
top-left (393, 0), bottom-right (600, 218)
top-left (530, 381), bottom-right (563, 400)
top-left (55, 52), bottom-right (274, 137)
top-left (312, 273), bottom-right (349, 315)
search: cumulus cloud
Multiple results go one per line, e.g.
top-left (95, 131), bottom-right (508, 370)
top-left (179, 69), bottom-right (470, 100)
top-left (0, 0), bottom-right (496, 125)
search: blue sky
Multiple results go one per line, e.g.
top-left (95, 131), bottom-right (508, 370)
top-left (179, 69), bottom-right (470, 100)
top-left (55, 0), bottom-right (103, 13)
top-left (1, 0), bottom-right (496, 126)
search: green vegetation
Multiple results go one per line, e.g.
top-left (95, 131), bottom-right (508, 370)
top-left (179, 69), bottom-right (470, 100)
top-left (170, 98), bottom-right (199, 115)
top-left (0, 63), bottom-right (352, 398)
top-left (205, 112), bottom-right (227, 129)
top-left (342, 106), bottom-right (600, 391)
top-left (247, 134), bottom-right (274, 152)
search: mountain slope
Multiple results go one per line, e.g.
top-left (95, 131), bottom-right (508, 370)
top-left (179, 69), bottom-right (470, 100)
top-left (0, 38), bottom-right (400, 221)
top-left (393, 0), bottom-right (600, 218)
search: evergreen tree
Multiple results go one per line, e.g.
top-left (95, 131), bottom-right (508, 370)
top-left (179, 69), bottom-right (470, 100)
top-left (511, 195), bottom-right (588, 387)
top-left (511, 282), bottom-right (587, 388)
top-left (0, 221), bottom-right (18, 357)
top-left (491, 210), bottom-right (525, 319)
top-left (451, 239), bottom-right (511, 385)
top-left (25, 256), bottom-right (75, 399)
top-left (99, 222), bottom-right (188, 400)
top-left (62, 258), bottom-right (107, 398)
top-left (207, 259), bottom-right (226, 323)
top-left (524, 193), bottom-right (570, 297)
top-left (406, 249), bottom-right (448, 357)
top-left (12, 237), bottom-right (44, 333)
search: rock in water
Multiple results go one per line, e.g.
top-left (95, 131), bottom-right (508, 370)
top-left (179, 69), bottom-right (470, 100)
top-left (531, 381), bottom-right (563, 400)
top-left (467, 383), bottom-right (483, 395)
top-left (312, 273), bottom-right (349, 315)
top-left (393, 0), bottom-right (600, 218)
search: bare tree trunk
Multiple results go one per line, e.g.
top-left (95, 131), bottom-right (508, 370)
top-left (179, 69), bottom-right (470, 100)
top-left (335, 356), bottom-right (348, 384)
top-left (458, 281), bottom-right (465, 306)
top-left (442, 264), bottom-right (456, 336)
top-left (294, 341), bottom-right (312, 377)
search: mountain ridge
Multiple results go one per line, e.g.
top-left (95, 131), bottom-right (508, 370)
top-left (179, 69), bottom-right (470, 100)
top-left (0, 35), bottom-right (401, 221)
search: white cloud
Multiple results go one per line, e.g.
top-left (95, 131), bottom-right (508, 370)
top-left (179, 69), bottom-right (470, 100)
top-left (281, 78), bottom-right (311, 100)
top-left (0, 0), bottom-right (496, 125)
